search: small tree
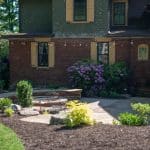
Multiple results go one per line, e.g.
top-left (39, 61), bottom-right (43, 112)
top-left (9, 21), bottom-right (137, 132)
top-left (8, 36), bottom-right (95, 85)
top-left (16, 80), bottom-right (33, 107)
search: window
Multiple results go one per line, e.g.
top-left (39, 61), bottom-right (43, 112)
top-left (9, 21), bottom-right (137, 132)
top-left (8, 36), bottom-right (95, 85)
top-left (138, 44), bottom-right (149, 61)
top-left (74, 0), bottom-right (87, 21)
top-left (66, 0), bottom-right (94, 23)
top-left (97, 43), bottom-right (109, 64)
top-left (112, 0), bottom-right (128, 26)
top-left (38, 42), bottom-right (48, 67)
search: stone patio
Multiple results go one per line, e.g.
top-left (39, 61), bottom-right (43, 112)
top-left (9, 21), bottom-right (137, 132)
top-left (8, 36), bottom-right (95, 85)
top-left (19, 97), bottom-right (150, 125)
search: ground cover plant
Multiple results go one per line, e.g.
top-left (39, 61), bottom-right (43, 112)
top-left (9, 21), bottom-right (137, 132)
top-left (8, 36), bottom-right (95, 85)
top-left (16, 80), bottom-right (33, 107)
top-left (0, 123), bottom-right (24, 150)
top-left (118, 103), bottom-right (150, 126)
top-left (0, 98), bottom-right (12, 112)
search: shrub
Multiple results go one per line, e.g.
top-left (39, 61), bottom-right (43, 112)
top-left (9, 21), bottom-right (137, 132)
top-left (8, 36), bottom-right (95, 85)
top-left (67, 61), bottom-right (104, 96)
top-left (0, 39), bottom-right (9, 90)
top-left (4, 108), bottom-right (14, 117)
top-left (118, 112), bottom-right (145, 126)
top-left (131, 103), bottom-right (150, 124)
top-left (104, 62), bottom-right (129, 94)
top-left (65, 100), bottom-right (95, 128)
top-left (16, 80), bottom-right (33, 107)
top-left (0, 98), bottom-right (12, 112)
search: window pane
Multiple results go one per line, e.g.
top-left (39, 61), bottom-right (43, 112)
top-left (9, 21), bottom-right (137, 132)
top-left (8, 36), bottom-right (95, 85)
top-left (74, 0), bottom-right (87, 21)
top-left (38, 42), bottom-right (48, 67)
top-left (97, 43), bottom-right (109, 64)
top-left (113, 2), bottom-right (126, 25)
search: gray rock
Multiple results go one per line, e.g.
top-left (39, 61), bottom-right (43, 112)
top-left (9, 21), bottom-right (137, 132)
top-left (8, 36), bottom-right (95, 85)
top-left (19, 108), bottom-right (39, 116)
top-left (11, 104), bottom-right (22, 112)
top-left (50, 112), bottom-right (67, 125)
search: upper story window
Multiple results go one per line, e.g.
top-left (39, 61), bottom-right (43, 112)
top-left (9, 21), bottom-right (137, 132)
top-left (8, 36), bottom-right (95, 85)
top-left (74, 0), bottom-right (87, 21)
top-left (38, 42), bottom-right (48, 67)
top-left (112, 0), bottom-right (128, 26)
top-left (97, 43), bottom-right (109, 64)
top-left (66, 0), bottom-right (94, 23)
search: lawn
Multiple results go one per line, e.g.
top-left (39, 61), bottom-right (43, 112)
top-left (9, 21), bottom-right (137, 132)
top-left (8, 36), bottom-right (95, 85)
top-left (0, 123), bottom-right (24, 150)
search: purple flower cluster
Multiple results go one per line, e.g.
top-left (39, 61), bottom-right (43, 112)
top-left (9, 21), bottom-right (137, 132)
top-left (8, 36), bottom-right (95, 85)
top-left (67, 62), bottom-right (105, 97)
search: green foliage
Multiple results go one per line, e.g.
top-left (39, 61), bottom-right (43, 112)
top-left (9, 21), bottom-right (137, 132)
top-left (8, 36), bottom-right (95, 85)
top-left (4, 107), bottom-right (14, 117)
top-left (104, 62), bottom-right (129, 94)
top-left (118, 112), bottom-right (144, 126)
top-left (0, 124), bottom-right (24, 150)
top-left (0, 0), bottom-right (19, 32)
top-left (118, 103), bottom-right (150, 126)
top-left (0, 39), bottom-right (9, 89)
top-left (65, 100), bottom-right (95, 128)
top-left (16, 80), bottom-right (33, 107)
top-left (0, 98), bottom-right (12, 112)
top-left (0, 39), bottom-right (9, 58)
top-left (131, 103), bottom-right (150, 124)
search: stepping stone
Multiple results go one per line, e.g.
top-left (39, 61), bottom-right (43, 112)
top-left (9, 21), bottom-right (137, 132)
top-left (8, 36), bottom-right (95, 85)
top-left (20, 114), bottom-right (51, 124)
top-left (19, 108), bottom-right (40, 116)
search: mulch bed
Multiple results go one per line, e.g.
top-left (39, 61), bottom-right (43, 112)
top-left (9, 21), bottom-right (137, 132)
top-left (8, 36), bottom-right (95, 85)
top-left (0, 114), bottom-right (150, 150)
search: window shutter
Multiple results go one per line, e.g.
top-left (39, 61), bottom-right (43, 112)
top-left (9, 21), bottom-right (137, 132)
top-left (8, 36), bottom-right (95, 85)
top-left (91, 42), bottom-right (97, 62)
top-left (87, 0), bottom-right (95, 22)
top-left (31, 42), bottom-right (38, 67)
top-left (66, 0), bottom-right (73, 23)
top-left (109, 41), bottom-right (116, 64)
top-left (48, 42), bottom-right (55, 68)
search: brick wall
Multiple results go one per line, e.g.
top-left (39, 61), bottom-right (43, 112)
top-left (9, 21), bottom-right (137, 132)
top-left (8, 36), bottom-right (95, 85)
top-left (114, 38), bottom-right (150, 87)
top-left (9, 37), bottom-right (150, 88)
top-left (9, 38), bottom-right (91, 86)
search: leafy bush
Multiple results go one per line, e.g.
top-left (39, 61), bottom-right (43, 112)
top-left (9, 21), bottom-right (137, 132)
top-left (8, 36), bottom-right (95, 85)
top-left (0, 98), bottom-right (12, 112)
top-left (16, 80), bottom-right (33, 107)
top-left (65, 100), bottom-right (95, 128)
top-left (0, 39), bottom-right (9, 90)
top-left (131, 103), bottom-right (150, 124)
top-left (4, 108), bottom-right (14, 117)
top-left (67, 61), bottom-right (104, 96)
top-left (104, 62), bottom-right (129, 94)
top-left (118, 112), bottom-right (144, 126)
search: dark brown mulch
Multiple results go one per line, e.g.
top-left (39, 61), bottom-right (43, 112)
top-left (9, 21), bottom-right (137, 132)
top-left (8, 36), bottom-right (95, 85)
top-left (0, 115), bottom-right (150, 150)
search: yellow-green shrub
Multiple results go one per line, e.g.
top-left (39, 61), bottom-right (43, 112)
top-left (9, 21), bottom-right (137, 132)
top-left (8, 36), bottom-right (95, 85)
top-left (4, 108), bottom-right (14, 117)
top-left (65, 100), bottom-right (95, 128)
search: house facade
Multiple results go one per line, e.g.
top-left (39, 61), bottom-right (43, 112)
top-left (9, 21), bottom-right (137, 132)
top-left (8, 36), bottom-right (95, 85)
top-left (5, 0), bottom-right (150, 88)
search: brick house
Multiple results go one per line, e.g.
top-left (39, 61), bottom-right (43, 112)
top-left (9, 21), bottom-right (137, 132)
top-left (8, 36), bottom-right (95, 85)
top-left (3, 0), bottom-right (150, 89)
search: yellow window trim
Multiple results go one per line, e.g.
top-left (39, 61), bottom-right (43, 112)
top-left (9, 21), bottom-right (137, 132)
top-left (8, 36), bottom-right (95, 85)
top-left (91, 40), bottom-right (116, 65)
top-left (31, 41), bottom-right (55, 68)
top-left (112, 0), bottom-right (128, 26)
top-left (66, 0), bottom-right (94, 23)
top-left (138, 44), bottom-right (149, 61)
top-left (34, 38), bottom-right (51, 42)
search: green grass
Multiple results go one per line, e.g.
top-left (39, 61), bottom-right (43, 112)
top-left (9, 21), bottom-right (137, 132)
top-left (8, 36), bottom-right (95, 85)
top-left (0, 124), bottom-right (24, 150)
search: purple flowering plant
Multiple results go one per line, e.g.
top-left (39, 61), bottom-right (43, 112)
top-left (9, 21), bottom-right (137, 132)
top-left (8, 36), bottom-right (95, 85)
top-left (67, 61), bottom-right (105, 97)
